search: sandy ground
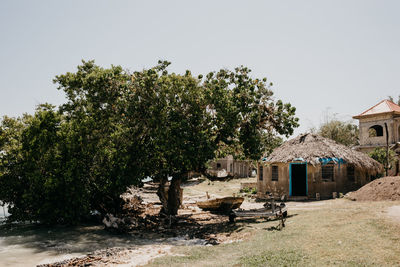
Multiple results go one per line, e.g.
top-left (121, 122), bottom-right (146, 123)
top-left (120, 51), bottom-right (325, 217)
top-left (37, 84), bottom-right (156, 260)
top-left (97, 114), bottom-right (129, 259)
top-left (33, 178), bottom-right (334, 266)
top-left (38, 243), bottom-right (178, 267)
top-left (0, 224), bottom-right (152, 267)
top-left (0, 224), bottom-right (208, 267)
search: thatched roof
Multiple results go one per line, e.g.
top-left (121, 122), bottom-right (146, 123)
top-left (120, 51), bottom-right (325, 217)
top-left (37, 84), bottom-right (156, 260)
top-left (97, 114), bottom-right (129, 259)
top-left (264, 133), bottom-right (383, 173)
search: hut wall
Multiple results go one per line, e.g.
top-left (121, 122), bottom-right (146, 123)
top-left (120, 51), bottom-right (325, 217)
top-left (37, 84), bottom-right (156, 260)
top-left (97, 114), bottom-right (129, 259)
top-left (257, 162), bottom-right (375, 199)
top-left (257, 162), bottom-right (289, 198)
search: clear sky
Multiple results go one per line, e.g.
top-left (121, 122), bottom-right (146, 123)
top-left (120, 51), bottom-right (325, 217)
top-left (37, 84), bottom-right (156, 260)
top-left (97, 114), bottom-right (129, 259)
top-left (1, 0), bottom-right (399, 137)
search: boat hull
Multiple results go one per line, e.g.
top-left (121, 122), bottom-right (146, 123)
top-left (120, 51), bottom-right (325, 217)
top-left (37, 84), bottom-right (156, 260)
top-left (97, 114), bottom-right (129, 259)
top-left (197, 197), bottom-right (244, 211)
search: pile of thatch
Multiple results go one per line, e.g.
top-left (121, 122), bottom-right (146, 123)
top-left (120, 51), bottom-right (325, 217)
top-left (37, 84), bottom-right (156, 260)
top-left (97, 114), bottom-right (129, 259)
top-left (264, 133), bottom-right (382, 173)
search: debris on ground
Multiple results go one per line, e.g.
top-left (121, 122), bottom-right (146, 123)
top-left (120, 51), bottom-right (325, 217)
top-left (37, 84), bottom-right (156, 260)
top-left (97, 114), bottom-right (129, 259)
top-left (345, 176), bottom-right (400, 201)
top-left (42, 206), bottom-right (248, 267)
top-left (37, 245), bottom-right (172, 267)
top-left (102, 187), bottom-right (161, 232)
top-left (43, 181), bottom-right (255, 266)
top-left (101, 184), bottom-right (249, 244)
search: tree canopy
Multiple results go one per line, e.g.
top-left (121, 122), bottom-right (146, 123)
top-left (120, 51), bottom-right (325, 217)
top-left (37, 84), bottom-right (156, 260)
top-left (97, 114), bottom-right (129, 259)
top-left (368, 147), bottom-right (397, 176)
top-left (314, 118), bottom-right (359, 147)
top-left (0, 60), bottom-right (299, 222)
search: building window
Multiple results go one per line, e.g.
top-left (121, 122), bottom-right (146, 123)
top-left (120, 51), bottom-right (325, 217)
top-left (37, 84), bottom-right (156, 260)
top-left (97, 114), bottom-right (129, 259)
top-left (259, 166), bottom-right (263, 181)
top-left (271, 165), bottom-right (279, 181)
top-left (216, 163), bottom-right (221, 169)
top-left (322, 164), bottom-right (334, 182)
top-left (230, 163), bottom-right (233, 172)
top-left (369, 125), bottom-right (383, 137)
top-left (347, 165), bottom-right (355, 182)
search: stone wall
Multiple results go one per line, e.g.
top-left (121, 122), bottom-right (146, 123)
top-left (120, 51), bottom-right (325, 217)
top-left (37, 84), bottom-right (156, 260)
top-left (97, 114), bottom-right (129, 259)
top-left (358, 114), bottom-right (400, 146)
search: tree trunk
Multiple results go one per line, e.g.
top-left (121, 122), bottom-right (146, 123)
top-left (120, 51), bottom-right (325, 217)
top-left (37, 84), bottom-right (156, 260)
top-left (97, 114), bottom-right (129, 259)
top-left (156, 176), bottom-right (168, 215)
top-left (167, 175), bottom-right (182, 215)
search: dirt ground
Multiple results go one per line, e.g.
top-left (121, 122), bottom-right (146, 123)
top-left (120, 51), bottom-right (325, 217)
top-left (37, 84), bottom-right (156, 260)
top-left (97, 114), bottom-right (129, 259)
top-left (387, 205), bottom-right (400, 223)
top-left (36, 176), bottom-right (400, 266)
top-left (346, 176), bottom-right (400, 201)
top-left (39, 178), bottom-right (258, 266)
top-left (149, 199), bottom-right (400, 267)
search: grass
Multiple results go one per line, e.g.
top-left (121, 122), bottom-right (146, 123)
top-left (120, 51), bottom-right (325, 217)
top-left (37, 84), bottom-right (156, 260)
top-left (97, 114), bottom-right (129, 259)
top-left (239, 248), bottom-right (308, 267)
top-left (148, 178), bottom-right (400, 266)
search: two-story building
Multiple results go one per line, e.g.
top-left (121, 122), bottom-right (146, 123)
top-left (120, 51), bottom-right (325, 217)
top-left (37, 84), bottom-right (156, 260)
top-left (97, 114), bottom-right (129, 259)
top-left (353, 99), bottom-right (400, 175)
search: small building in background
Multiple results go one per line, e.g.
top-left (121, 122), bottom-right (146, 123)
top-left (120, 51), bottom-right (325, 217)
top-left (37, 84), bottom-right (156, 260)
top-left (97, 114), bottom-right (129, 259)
top-left (208, 155), bottom-right (253, 178)
top-left (257, 134), bottom-right (382, 200)
top-left (353, 99), bottom-right (400, 175)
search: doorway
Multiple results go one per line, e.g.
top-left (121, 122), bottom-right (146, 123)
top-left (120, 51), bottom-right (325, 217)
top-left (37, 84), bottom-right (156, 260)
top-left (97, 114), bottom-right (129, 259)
top-left (290, 163), bottom-right (307, 196)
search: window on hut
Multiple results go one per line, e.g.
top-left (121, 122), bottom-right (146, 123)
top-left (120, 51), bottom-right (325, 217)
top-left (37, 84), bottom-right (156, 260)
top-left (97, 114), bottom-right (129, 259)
top-left (259, 166), bottom-right (263, 181)
top-left (347, 165), bottom-right (355, 182)
top-left (271, 165), bottom-right (279, 181)
top-left (216, 163), bottom-right (221, 169)
top-left (322, 164), bottom-right (334, 182)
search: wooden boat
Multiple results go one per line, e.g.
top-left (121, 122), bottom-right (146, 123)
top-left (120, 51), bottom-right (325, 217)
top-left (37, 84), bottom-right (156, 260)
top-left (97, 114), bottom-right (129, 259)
top-left (196, 197), bottom-right (244, 212)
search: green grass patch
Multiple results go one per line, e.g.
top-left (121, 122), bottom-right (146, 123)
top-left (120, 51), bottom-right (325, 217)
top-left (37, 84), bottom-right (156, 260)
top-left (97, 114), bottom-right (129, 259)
top-left (240, 249), bottom-right (308, 267)
top-left (148, 199), bottom-right (400, 266)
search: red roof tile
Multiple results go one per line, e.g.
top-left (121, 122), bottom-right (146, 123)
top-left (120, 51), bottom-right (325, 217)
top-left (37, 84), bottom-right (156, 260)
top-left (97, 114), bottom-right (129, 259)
top-left (353, 99), bottom-right (400, 118)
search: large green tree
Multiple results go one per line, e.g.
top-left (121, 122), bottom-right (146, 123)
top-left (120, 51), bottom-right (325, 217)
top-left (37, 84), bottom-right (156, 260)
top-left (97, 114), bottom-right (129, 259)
top-left (0, 62), bottom-right (148, 223)
top-left (53, 61), bottom-right (149, 216)
top-left (127, 62), bottom-right (299, 215)
top-left (0, 105), bottom-right (92, 223)
top-left (0, 60), bottom-right (299, 222)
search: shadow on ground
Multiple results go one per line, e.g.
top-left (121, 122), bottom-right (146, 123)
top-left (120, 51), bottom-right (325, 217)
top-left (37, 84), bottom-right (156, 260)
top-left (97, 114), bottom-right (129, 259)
top-left (0, 222), bottom-right (152, 255)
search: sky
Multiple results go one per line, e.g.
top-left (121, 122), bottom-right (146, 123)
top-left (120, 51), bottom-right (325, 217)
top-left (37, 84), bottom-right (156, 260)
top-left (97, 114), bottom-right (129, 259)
top-left (0, 0), bottom-right (399, 137)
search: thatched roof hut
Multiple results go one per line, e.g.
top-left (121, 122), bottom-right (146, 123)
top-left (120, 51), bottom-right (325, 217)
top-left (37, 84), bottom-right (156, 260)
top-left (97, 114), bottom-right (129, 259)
top-left (264, 133), bottom-right (383, 173)
top-left (258, 133), bottom-right (383, 200)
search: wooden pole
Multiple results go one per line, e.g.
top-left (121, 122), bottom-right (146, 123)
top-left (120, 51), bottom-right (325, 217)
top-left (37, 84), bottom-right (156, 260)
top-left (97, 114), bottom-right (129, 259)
top-left (385, 123), bottom-right (389, 177)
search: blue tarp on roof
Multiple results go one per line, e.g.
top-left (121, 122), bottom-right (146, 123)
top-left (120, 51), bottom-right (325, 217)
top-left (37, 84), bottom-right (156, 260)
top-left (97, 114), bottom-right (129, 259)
top-left (261, 157), bottom-right (346, 165)
top-left (319, 157), bottom-right (346, 165)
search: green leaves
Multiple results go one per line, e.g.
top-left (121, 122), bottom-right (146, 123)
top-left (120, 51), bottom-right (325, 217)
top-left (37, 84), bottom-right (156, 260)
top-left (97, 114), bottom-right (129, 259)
top-left (317, 119), bottom-right (359, 147)
top-left (204, 66), bottom-right (298, 160)
top-left (0, 60), bottom-right (299, 223)
top-left (369, 148), bottom-right (397, 171)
